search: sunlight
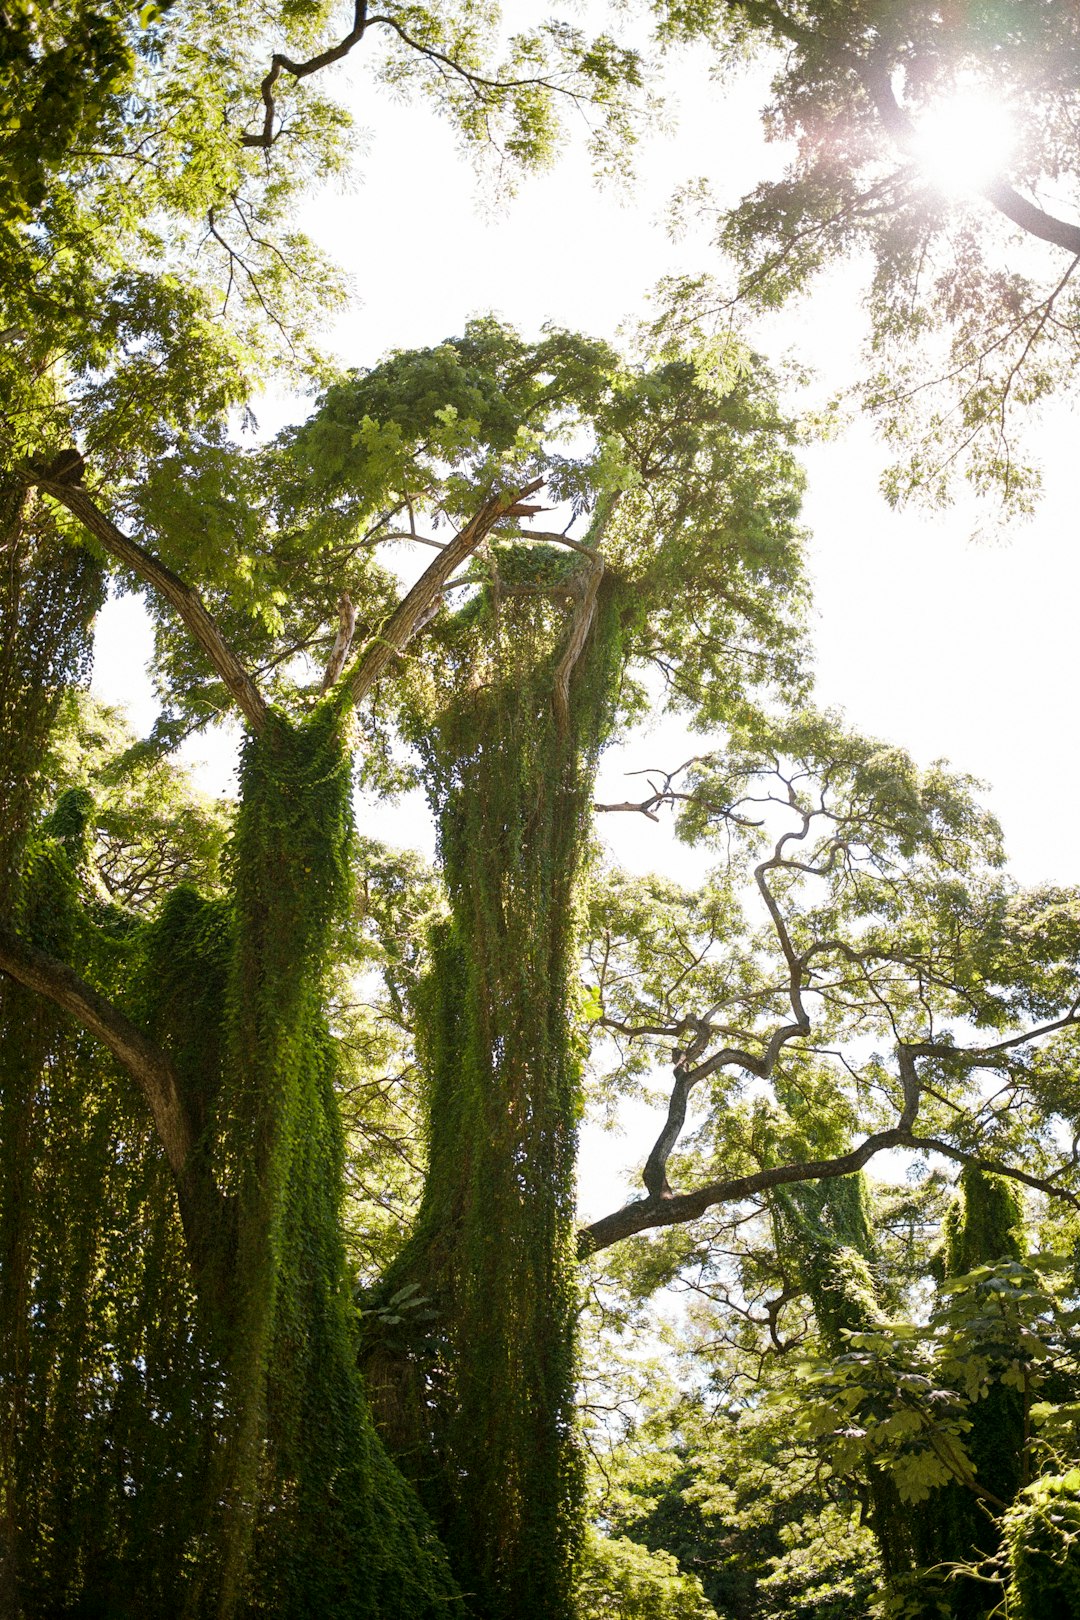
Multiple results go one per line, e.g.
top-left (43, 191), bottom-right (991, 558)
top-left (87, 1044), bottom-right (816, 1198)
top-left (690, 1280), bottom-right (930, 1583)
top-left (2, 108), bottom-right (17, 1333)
top-left (909, 87), bottom-right (1016, 196)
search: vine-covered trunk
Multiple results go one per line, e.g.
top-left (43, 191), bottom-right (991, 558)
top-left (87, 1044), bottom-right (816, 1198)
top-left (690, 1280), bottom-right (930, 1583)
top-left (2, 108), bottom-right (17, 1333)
top-left (778, 1169), bottom-right (1029, 1616)
top-left (0, 495), bottom-right (103, 1616)
top-left (913, 1168), bottom-right (1027, 1619)
top-left (373, 553), bottom-right (624, 1619)
top-left (193, 705), bottom-right (457, 1620)
top-left (774, 1175), bottom-right (917, 1581)
top-left (2, 690), bottom-right (457, 1617)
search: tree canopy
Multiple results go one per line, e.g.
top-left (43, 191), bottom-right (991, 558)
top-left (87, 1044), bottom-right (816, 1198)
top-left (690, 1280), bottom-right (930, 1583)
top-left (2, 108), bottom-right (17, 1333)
top-left (657, 0), bottom-right (1080, 511)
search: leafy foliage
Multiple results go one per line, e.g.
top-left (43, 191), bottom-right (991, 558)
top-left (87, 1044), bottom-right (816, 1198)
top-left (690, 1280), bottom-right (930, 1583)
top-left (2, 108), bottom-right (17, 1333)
top-left (1004, 1471), bottom-right (1080, 1619)
top-left (578, 1527), bottom-right (716, 1619)
top-left (656, 1), bottom-right (1080, 511)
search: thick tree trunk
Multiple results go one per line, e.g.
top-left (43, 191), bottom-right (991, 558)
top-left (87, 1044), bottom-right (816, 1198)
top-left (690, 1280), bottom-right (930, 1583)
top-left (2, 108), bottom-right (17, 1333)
top-left (365, 560), bottom-right (622, 1620)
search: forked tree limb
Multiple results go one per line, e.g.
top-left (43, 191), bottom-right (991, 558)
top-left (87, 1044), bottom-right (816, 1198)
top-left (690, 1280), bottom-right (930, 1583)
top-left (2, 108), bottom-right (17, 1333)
top-left (343, 478), bottom-right (545, 705)
top-left (243, 0), bottom-right (370, 149)
top-left (240, 0), bottom-right (585, 152)
top-left (30, 476), bottom-right (270, 734)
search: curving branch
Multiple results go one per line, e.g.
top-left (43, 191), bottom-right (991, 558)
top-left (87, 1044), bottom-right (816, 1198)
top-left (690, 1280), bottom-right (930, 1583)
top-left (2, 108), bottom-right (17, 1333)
top-left (580, 758), bottom-right (1080, 1256)
top-left (29, 470), bottom-right (269, 733)
top-left (863, 60), bottom-right (1080, 258)
top-left (579, 1015), bottom-right (1080, 1256)
top-left (344, 478), bottom-right (544, 706)
top-left (579, 1124), bottom-right (915, 1255)
top-left (243, 0), bottom-right (371, 150)
top-left (241, 2), bottom-right (600, 152)
top-left (904, 1136), bottom-right (1080, 1211)
top-left (641, 1019), bottom-right (711, 1197)
top-left (0, 924), bottom-right (193, 1178)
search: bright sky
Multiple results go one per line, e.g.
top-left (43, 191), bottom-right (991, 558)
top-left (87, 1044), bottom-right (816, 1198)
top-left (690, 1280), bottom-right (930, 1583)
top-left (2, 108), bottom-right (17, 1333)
top-left (90, 33), bottom-right (1079, 1217)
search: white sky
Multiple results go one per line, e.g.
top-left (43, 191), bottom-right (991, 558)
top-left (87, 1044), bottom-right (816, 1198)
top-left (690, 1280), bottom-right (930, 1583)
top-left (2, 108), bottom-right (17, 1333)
top-left (90, 32), bottom-right (1079, 1217)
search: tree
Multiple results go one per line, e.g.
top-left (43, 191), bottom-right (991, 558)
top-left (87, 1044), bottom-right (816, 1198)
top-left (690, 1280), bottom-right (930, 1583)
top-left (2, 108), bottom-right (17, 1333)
top-left (0, 4), bottom-right (654, 1615)
top-left (578, 711), bottom-right (1080, 1260)
top-left (0, 262), bottom-right (810, 1614)
top-left (654, 0), bottom-right (1080, 511)
top-left (6, 4), bottom-right (1080, 1618)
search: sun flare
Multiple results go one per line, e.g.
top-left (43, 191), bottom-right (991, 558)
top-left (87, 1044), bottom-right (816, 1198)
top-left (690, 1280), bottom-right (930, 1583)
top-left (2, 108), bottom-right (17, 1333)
top-left (910, 88), bottom-right (1016, 196)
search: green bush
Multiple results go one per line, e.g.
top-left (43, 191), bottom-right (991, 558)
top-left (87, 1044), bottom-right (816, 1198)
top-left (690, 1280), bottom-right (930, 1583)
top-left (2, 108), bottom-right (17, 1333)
top-left (1004, 1471), bottom-right (1080, 1619)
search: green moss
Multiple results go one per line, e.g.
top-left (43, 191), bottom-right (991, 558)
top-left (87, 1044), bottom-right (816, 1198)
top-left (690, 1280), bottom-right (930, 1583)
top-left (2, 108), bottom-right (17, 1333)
top-left (1004, 1472), bottom-right (1080, 1619)
top-left (373, 545), bottom-right (626, 1620)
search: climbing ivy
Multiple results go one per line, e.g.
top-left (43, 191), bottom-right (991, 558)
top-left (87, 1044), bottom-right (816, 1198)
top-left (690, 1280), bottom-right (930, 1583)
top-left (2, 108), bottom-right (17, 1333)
top-left (1004, 1471), bottom-right (1080, 1619)
top-left (1, 702), bottom-right (461, 1617)
top-left (370, 539), bottom-right (628, 1620)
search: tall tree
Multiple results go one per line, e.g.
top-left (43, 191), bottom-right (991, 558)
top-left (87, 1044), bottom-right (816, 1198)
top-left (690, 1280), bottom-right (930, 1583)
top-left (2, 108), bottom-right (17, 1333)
top-left (0, 295), bottom-right (805, 1614)
top-left (0, 4), bottom-right (653, 1615)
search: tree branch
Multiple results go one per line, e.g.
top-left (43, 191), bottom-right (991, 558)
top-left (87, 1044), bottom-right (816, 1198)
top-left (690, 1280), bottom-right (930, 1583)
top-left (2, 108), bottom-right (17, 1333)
top-left (579, 1125), bottom-right (911, 1255)
top-left (243, 0), bottom-right (371, 149)
top-left (344, 479), bottom-right (544, 706)
top-left (240, 1), bottom-right (592, 152)
top-left (0, 924), bottom-right (193, 1178)
top-left (320, 590), bottom-right (357, 693)
top-left (905, 1136), bottom-right (1080, 1210)
top-left (29, 474), bottom-right (269, 733)
top-left (863, 60), bottom-right (1080, 257)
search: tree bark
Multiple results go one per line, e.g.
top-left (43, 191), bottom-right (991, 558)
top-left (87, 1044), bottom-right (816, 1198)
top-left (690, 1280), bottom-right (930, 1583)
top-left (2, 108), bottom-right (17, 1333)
top-left (31, 478), bottom-right (269, 734)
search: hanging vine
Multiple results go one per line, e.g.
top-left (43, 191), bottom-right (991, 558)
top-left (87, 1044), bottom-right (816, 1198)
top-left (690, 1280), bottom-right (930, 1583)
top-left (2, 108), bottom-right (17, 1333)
top-left (369, 533), bottom-right (629, 1620)
top-left (2, 700), bottom-right (460, 1618)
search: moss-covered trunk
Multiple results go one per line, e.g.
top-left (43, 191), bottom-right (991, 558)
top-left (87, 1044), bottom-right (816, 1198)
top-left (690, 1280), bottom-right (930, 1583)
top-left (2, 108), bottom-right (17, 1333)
top-left (369, 554), bottom-right (624, 1620)
top-left (775, 1175), bottom-right (923, 1583)
top-left (913, 1169), bottom-right (1027, 1618)
top-left (195, 705), bottom-right (458, 1620)
top-left (2, 693), bottom-right (458, 1618)
top-left (0, 494), bottom-right (103, 1616)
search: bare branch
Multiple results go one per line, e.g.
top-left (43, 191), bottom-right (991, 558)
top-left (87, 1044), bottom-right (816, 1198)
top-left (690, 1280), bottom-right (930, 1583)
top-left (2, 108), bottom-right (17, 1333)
top-left (241, 1), bottom-right (602, 153)
top-left (344, 479), bottom-right (544, 706)
top-left (28, 473), bottom-right (269, 734)
top-left (243, 0), bottom-right (371, 150)
top-left (579, 1124), bottom-right (912, 1255)
top-left (321, 591), bottom-right (357, 693)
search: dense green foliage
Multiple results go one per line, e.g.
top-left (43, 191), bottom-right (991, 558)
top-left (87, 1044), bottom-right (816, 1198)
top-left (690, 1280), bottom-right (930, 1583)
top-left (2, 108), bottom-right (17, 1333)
top-left (1, 700), bottom-right (460, 1616)
top-left (379, 564), bottom-right (623, 1619)
top-left (1004, 1471), bottom-right (1080, 1619)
